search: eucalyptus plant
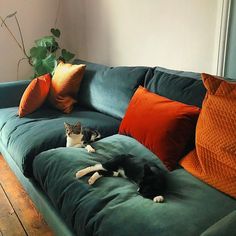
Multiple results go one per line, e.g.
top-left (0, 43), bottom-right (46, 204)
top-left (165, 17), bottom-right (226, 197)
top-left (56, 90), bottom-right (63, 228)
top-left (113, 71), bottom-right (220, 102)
top-left (1, 11), bottom-right (75, 79)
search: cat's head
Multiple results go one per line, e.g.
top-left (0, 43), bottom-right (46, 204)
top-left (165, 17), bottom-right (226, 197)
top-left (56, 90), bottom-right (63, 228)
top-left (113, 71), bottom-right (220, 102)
top-left (138, 164), bottom-right (166, 199)
top-left (64, 122), bottom-right (82, 137)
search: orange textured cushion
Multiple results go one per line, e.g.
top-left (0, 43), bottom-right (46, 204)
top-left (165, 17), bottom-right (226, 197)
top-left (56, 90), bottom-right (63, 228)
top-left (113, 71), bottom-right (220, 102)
top-left (119, 86), bottom-right (200, 170)
top-left (180, 73), bottom-right (236, 198)
top-left (48, 62), bottom-right (86, 113)
top-left (18, 73), bottom-right (51, 117)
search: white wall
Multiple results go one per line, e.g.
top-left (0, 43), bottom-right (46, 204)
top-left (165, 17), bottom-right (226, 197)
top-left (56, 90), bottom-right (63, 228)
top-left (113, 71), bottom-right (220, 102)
top-left (61, 0), bottom-right (223, 74)
top-left (0, 0), bottom-right (59, 82)
top-left (0, 0), bottom-right (225, 82)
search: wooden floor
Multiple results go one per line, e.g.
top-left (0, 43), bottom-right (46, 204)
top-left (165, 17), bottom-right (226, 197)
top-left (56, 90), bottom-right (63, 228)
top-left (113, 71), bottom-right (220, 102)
top-left (0, 155), bottom-right (54, 236)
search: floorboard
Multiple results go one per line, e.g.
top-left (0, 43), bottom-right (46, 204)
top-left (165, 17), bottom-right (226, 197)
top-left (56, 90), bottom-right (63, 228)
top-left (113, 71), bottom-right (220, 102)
top-left (0, 184), bottom-right (27, 236)
top-left (0, 155), bottom-right (53, 236)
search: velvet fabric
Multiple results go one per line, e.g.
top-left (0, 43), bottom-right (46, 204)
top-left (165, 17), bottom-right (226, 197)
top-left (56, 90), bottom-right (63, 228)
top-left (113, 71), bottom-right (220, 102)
top-left (0, 64), bottom-right (236, 236)
top-left (0, 80), bottom-right (30, 108)
top-left (119, 87), bottom-right (200, 170)
top-left (144, 67), bottom-right (206, 107)
top-left (75, 59), bottom-right (149, 119)
top-left (48, 62), bottom-right (86, 113)
top-left (18, 74), bottom-right (51, 117)
top-left (0, 106), bottom-right (120, 177)
top-left (33, 134), bottom-right (236, 236)
top-left (201, 210), bottom-right (236, 236)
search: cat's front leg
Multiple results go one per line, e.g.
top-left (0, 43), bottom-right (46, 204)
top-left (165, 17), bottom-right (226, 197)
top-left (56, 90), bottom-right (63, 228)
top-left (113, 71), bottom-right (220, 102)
top-left (153, 195), bottom-right (164, 203)
top-left (88, 170), bottom-right (120, 185)
top-left (85, 144), bottom-right (95, 153)
top-left (88, 172), bottom-right (102, 185)
top-left (76, 164), bottom-right (105, 178)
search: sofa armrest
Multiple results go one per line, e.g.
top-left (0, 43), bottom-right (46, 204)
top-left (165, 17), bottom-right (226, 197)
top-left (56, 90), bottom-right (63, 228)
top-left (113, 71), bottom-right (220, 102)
top-left (0, 80), bottom-right (30, 108)
top-left (201, 210), bottom-right (236, 236)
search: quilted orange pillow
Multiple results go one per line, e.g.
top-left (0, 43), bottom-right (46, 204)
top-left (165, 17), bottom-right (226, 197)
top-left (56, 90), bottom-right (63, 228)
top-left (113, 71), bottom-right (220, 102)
top-left (48, 62), bottom-right (86, 113)
top-left (18, 73), bottom-right (51, 117)
top-left (180, 73), bottom-right (236, 198)
top-left (119, 86), bottom-right (200, 170)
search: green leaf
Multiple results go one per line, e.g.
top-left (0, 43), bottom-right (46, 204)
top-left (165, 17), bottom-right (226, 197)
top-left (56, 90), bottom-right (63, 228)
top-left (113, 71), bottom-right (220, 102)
top-left (35, 36), bottom-right (56, 48)
top-left (29, 46), bottom-right (47, 59)
top-left (51, 28), bottom-right (61, 38)
top-left (50, 41), bottom-right (59, 53)
top-left (61, 49), bottom-right (75, 62)
top-left (33, 54), bottom-right (57, 76)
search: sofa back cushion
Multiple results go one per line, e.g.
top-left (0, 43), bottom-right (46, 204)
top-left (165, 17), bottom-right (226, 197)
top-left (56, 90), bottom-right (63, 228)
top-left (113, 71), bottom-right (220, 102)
top-left (180, 73), bottom-right (236, 198)
top-left (75, 59), bottom-right (149, 119)
top-left (144, 66), bottom-right (206, 107)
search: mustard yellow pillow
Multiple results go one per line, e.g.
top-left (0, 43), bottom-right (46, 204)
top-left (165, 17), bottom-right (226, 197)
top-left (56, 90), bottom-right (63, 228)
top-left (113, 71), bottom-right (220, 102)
top-left (48, 62), bottom-right (86, 113)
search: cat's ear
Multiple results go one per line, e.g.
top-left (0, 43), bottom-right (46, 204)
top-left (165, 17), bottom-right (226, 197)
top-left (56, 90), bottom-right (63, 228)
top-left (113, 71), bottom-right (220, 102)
top-left (64, 122), bottom-right (73, 133)
top-left (75, 121), bottom-right (81, 131)
top-left (75, 121), bottom-right (81, 126)
top-left (64, 122), bottom-right (70, 129)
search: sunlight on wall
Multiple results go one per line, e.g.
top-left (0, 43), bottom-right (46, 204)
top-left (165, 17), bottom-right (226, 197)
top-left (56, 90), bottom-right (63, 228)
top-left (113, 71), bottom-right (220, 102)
top-left (60, 0), bottom-right (223, 74)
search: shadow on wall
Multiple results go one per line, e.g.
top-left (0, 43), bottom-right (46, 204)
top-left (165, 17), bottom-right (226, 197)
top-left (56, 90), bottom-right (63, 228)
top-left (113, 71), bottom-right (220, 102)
top-left (60, 0), bottom-right (112, 65)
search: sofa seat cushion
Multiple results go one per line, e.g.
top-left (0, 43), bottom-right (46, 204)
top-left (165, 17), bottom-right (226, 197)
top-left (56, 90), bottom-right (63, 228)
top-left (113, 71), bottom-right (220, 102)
top-left (33, 134), bottom-right (236, 236)
top-left (201, 210), bottom-right (236, 236)
top-left (0, 106), bottom-right (120, 177)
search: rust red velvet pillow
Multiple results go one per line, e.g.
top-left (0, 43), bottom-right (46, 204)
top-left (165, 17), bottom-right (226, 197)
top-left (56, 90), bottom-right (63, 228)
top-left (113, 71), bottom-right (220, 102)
top-left (18, 73), bottom-right (51, 117)
top-left (119, 86), bottom-right (200, 170)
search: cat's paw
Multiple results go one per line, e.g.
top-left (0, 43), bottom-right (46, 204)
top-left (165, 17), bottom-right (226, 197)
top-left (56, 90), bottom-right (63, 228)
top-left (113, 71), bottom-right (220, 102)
top-left (153, 195), bottom-right (164, 203)
top-left (88, 177), bottom-right (95, 185)
top-left (88, 172), bottom-right (101, 185)
top-left (88, 147), bottom-right (95, 153)
top-left (85, 145), bottom-right (96, 153)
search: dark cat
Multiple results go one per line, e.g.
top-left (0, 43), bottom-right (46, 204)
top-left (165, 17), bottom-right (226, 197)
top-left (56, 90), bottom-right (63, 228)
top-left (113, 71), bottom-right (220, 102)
top-left (76, 154), bottom-right (166, 203)
top-left (64, 121), bottom-right (101, 153)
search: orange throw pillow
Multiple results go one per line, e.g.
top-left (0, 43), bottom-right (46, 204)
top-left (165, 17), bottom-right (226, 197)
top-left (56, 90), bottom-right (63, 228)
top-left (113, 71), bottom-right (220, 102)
top-left (48, 62), bottom-right (86, 113)
top-left (119, 86), bottom-right (200, 170)
top-left (180, 73), bottom-right (236, 198)
top-left (18, 73), bottom-right (51, 117)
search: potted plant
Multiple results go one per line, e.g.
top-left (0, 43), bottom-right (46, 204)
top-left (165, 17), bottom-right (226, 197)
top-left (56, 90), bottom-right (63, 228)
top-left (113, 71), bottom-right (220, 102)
top-left (1, 11), bottom-right (75, 79)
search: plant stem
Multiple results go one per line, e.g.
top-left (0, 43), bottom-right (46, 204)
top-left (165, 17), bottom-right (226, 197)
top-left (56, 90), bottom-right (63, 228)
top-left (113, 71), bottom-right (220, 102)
top-left (17, 57), bottom-right (28, 80)
top-left (14, 15), bottom-right (29, 60)
top-left (0, 15), bottom-right (23, 51)
top-left (54, 0), bottom-right (61, 28)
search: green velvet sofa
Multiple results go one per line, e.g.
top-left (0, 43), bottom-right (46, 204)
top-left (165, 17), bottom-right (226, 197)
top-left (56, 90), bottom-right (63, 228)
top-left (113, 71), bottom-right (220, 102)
top-left (0, 59), bottom-right (235, 236)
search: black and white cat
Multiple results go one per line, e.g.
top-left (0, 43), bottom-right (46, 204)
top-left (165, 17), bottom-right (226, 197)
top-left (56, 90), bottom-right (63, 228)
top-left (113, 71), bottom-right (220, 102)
top-left (64, 121), bottom-right (101, 153)
top-left (76, 154), bottom-right (166, 203)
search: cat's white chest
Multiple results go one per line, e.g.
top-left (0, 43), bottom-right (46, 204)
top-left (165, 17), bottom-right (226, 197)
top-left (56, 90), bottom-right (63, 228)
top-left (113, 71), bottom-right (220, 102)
top-left (66, 133), bottom-right (84, 147)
